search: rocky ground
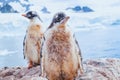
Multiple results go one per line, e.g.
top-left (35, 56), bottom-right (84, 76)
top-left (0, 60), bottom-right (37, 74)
top-left (0, 58), bottom-right (120, 80)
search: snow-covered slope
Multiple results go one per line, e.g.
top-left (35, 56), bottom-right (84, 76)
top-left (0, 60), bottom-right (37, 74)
top-left (0, 0), bottom-right (120, 35)
top-left (0, 0), bottom-right (120, 50)
top-left (0, 0), bottom-right (120, 14)
top-left (0, 0), bottom-right (94, 13)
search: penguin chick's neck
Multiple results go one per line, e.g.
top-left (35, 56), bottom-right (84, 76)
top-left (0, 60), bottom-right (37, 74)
top-left (53, 23), bottom-right (67, 30)
top-left (30, 17), bottom-right (41, 25)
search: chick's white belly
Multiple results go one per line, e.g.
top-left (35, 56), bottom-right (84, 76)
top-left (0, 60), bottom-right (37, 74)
top-left (25, 41), bottom-right (39, 63)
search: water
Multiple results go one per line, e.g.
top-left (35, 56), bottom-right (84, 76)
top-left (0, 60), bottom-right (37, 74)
top-left (0, 36), bottom-right (27, 68)
top-left (0, 25), bottom-right (120, 67)
top-left (75, 26), bottom-right (120, 59)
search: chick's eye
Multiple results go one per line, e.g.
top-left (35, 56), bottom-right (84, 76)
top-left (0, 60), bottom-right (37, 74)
top-left (58, 17), bottom-right (60, 21)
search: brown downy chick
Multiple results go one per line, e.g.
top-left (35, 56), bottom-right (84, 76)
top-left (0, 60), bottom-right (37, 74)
top-left (22, 11), bottom-right (43, 69)
top-left (41, 12), bottom-right (83, 80)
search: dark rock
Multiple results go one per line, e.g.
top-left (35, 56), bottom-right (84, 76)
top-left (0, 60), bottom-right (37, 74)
top-left (4, 67), bottom-right (8, 70)
top-left (66, 5), bottom-right (82, 12)
top-left (0, 3), bottom-right (18, 13)
top-left (41, 7), bottom-right (50, 14)
top-left (66, 5), bottom-right (93, 13)
top-left (24, 0), bottom-right (29, 2)
top-left (16, 67), bottom-right (21, 69)
top-left (0, 0), bottom-right (20, 3)
top-left (112, 20), bottom-right (120, 26)
top-left (0, 0), bottom-right (30, 13)
top-left (73, 6), bottom-right (82, 11)
top-left (82, 6), bottom-right (93, 12)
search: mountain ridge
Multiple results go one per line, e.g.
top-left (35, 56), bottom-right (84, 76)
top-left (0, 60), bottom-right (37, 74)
top-left (0, 0), bottom-right (93, 13)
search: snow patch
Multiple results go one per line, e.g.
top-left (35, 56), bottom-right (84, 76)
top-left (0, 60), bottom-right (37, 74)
top-left (9, 2), bottom-right (26, 12)
top-left (20, 0), bottom-right (29, 4)
top-left (0, 49), bottom-right (17, 56)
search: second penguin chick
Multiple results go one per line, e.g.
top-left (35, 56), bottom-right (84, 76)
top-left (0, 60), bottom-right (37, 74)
top-left (41, 12), bottom-right (84, 80)
top-left (22, 11), bottom-right (43, 69)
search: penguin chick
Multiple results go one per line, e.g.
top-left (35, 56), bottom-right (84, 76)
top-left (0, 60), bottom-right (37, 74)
top-left (22, 11), bottom-right (43, 69)
top-left (41, 12), bottom-right (84, 80)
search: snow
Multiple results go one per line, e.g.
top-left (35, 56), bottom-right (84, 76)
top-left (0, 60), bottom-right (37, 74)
top-left (0, 49), bottom-right (17, 56)
top-left (0, 0), bottom-right (120, 37)
top-left (9, 2), bottom-right (26, 12)
top-left (25, 0), bottom-right (120, 14)
top-left (0, 13), bottom-right (28, 38)
top-left (0, 11), bottom-right (119, 38)
top-left (0, 2), bottom-right (2, 6)
top-left (20, 0), bottom-right (29, 4)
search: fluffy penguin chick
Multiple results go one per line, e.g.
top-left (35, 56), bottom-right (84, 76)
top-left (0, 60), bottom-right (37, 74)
top-left (41, 12), bottom-right (84, 80)
top-left (22, 11), bottom-right (43, 69)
